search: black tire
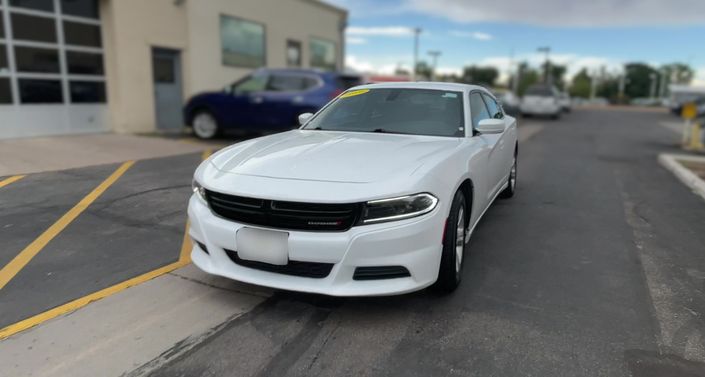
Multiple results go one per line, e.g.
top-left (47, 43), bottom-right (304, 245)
top-left (191, 110), bottom-right (219, 140)
top-left (550, 112), bottom-right (561, 120)
top-left (499, 152), bottom-right (517, 199)
top-left (433, 190), bottom-right (467, 293)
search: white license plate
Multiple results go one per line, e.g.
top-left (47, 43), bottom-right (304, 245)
top-left (236, 227), bottom-right (289, 265)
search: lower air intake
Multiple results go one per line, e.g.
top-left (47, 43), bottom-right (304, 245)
top-left (353, 266), bottom-right (411, 280)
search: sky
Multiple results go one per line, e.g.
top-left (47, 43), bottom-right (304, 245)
top-left (326, 0), bottom-right (705, 85)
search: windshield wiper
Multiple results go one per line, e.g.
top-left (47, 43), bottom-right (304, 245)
top-left (372, 128), bottom-right (410, 135)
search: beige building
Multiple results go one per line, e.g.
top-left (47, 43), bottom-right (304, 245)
top-left (0, 0), bottom-right (347, 139)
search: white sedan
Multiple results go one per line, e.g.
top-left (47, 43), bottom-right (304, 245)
top-left (188, 82), bottom-right (518, 296)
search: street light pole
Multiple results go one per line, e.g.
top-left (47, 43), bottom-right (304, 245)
top-left (428, 50), bottom-right (441, 81)
top-left (412, 27), bottom-right (422, 81)
top-left (537, 46), bottom-right (551, 84)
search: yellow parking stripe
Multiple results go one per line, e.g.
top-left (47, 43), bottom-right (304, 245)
top-left (0, 175), bottom-right (25, 188)
top-left (0, 151), bottom-right (213, 339)
top-left (0, 259), bottom-right (189, 340)
top-left (0, 161), bottom-right (135, 290)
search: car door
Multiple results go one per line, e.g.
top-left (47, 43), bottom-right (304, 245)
top-left (224, 72), bottom-right (270, 129)
top-left (469, 92), bottom-right (504, 203)
top-left (482, 93), bottom-right (514, 185)
top-left (260, 73), bottom-right (320, 130)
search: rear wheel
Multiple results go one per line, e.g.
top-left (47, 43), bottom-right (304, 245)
top-left (499, 153), bottom-right (517, 199)
top-left (192, 111), bottom-right (219, 139)
top-left (433, 190), bottom-right (467, 293)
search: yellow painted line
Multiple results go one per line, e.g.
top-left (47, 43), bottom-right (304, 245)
top-left (0, 175), bottom-right (25, 188)
top-left (0, 161), bottom-right (135, 290)
top-left (0, 258), bottom-right (189, 340)
top-left (0, 153), bottom-right (212, 339)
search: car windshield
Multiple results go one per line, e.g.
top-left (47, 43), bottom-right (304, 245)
top-left (303, 88), bottom-right (465, 137)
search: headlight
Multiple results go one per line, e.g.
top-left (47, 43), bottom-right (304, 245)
top-left (361, 193), bottom-right (438, 224)
top-left (192, 179), bottom-right (207, 203)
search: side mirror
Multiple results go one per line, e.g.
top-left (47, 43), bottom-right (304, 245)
top-left (476, 118), bottom-right (505, 134)
top-left (298, 112), bottom-right (314, 126)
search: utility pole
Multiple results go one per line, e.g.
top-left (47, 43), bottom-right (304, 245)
top-left (590, 69), bottom-right (598, 100)
top-left (412, 27), bottom-right (422, 81)
top-left (649, 72), bottom-right (658, 99)
top-left (537, 46), bottom-right (551, 85)
top-left (658, 67), bottom-right (668, 100)
top-left (618, 73), bottom-right (626, 104)
top-left (427, 50), bottom-right (441, 81)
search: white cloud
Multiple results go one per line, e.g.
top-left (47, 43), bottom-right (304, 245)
top-left (407, 0), bottom-right (705, 27)
top-left (345, 55), bottom-right (412, 75)
top-left (346, 26), bottom-right (416, 37)
top-left (450, 31), bottom-right (494, 41)
top-left (346, 36), bottom-right (367, 45)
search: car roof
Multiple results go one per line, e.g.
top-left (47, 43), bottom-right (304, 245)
top-left (350, 81), bottom-right (489, 93)
top-left (253, 68), bottom-right (359, 77)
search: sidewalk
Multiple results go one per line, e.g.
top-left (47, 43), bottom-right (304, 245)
top-left (0, 133), bottom-right (228, 176)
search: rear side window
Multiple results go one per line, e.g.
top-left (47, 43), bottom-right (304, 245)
top-left (525, 85), bottom-right (553, 96)
top-left (336, 75), bottom-right (363, 89)
top-left (267, 74), bottom-right (319, 92)
top-left (469, 92), bottom-right (490, 129)
top-left (482, 94), bottom-right (503, 119)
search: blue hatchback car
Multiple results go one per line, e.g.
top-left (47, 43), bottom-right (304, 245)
top-left (184, 68), bottom-right (363, 139)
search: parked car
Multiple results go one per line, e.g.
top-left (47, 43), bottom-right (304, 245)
top-left (558, 91), bottom-right (572, 112)
top-left (495, 90), bottom-right (520, 116)
top-left (184, 68), bottom-right (363, 139)
top-left (189, 83), bottom-right (518, 295)
top-left (520, 84), bottom-right (561, 119)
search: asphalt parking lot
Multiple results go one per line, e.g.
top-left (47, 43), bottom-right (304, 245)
top-left (1, 108), bottom-right (705, 377)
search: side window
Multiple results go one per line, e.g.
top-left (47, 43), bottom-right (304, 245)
top-left (267, 74), bottom-right (305, 92)
top-left (232, 74), bottom-right (268, 94)
top-left (469, 92), bottom-right (491, 129)
top-left (482, 94), bottom-right (504, 119)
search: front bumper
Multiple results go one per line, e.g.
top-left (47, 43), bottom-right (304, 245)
top-left (520, 103), bottom-right (560, 115)
top-left (187, 195), bottom-right (445, 296)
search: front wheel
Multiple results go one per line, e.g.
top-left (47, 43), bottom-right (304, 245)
top-left (433, 190), bottom-right (467, 293)
top-left (499, 154), bottom-right (517, 199)
top-left (192, 111), bottom-right (219, 140)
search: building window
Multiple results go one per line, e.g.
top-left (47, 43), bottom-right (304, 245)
top-left (63, 21), bottom-right (101, 47)
top-left (310, 37), bottom-right (336, 71)
top-left (66, 51), bottom-right (103, 75)
top-left (11, 13), bottom-right (57, 43)
top-left (0, 78), bottom-right (11, 104)
top-left (69, 80), bottom-right (105, 103)
top-left (15, 46), bottom-right (60, 73)
top-left (220, 15), bottom-right (265, 68)
top-left (10, 0), bottom-right (54, 13)
top-left (18, 78), bottom-right (63, 103)
top-left (286, 40), bottom-right (301, 67)
top-left (61, 0), bottom-right (99, 19)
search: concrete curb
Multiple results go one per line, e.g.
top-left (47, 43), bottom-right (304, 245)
top-left (658, 153), bottom-right (705, 201)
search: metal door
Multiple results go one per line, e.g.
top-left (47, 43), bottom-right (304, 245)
top-left (152, 48), bottom-right (183, 131)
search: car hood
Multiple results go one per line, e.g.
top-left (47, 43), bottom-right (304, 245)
top-left (210, 130), bottom-right (461, 184)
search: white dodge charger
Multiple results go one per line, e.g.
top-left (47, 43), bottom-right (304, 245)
top-left (188, 82), bottom-right (518, 296)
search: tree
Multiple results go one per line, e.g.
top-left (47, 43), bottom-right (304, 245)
top-left (459, 66), bottom-right (499, 87)
top-left (570, 69), bottom-right (592, 98)
top-left (516, 62), bottom-right (539, 96)
top-left (415, 61), bottom-right (433, 80)
top-left (661, 63), bottom-right (694, 85)
top-left (624, 63), bottom-right (657, 98)
top-left (541, 62), bottom-right (567, 90)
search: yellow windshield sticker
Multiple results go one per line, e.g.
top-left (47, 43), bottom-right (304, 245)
top-left (340, 89), bottom-right (370, 98)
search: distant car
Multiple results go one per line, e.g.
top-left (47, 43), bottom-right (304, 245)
top-left (520, 84), bottom-right (561, 119)
top-left (184, 68), bottom-right (363, 139)
top-left (495, 90), bottom-right (520, 116)
top-left (558, 92), bottom-right (571, 112)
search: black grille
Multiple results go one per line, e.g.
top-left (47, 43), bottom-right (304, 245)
top-left (205, 190), bottom-right (361, 231)
top-left (353, 266), bottom-right (411, 280)
top-left (225, 249), bottom-right (334, 279)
